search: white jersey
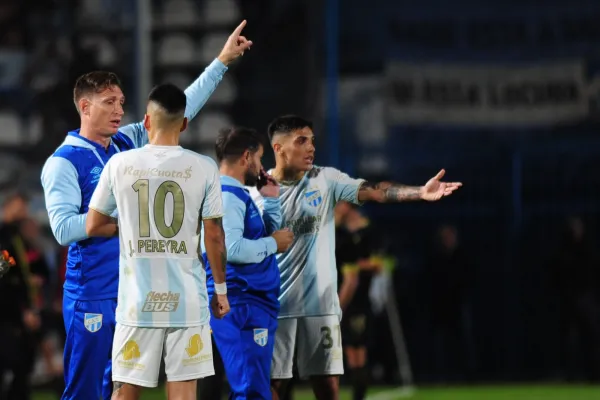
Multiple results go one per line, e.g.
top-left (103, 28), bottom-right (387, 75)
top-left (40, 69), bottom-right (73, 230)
top-left (251, 166), bottom-right (364, 318)
top-left (89, 144), bottom-right (223, 328)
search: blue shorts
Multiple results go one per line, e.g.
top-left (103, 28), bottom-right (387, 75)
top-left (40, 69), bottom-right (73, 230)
top-left (210, 303), bottom-right (278, 399)
top-left (62, 296), bottom-right (117, 400)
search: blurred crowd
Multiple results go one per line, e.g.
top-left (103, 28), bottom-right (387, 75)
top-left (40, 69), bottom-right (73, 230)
top-left (0, 193), bottom-right (66, 398)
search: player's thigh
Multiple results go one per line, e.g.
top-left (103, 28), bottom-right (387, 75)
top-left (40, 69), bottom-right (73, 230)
top-left (296, 315), bottom-right (344, 379)
top-left (112, 324), bottom-right (164, 388)
top-left (62, 298), bottom-right (116, 399)
top-left (238, 305), bottom-right (278, 397)
top-left (271, 317), bottom-right (298, 380)
top-left (210, 305), bottom-right (246, 391)
top-left (163, 324), bottom-right (214, 382)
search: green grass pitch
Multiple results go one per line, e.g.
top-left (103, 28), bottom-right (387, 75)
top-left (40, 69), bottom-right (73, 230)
top-left (33, 384), bottom-right (600, 399)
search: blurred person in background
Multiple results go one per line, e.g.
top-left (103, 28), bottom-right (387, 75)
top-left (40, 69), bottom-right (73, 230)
top-left (20, 217), bottom-right (64, 396)
top-left (549, 216), bottom-right (600, 382)
top-left (426, 224), bottom-right (475, 384)
top-left (0, 193), bottom-right (41, 400)
top-left (335, 201), bottom-right (382, 400)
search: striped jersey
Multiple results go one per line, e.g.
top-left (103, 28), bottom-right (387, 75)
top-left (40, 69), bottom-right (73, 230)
top-left (88, 144), bottom-right (223, 328)
top-left (251, 166), bottom-right (364, 318)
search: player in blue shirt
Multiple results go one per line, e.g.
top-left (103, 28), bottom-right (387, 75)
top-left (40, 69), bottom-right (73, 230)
top-left (202, 127), bottom-right (294, 399)
top-left (40, 21), bottom-right (252, 400)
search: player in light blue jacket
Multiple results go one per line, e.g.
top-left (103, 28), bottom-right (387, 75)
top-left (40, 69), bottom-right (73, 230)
top-left (40, 21), bottom-right (252, 400)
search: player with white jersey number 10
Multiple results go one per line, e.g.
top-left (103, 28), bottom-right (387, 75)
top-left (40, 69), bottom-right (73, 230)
top-left (86, 83), bottom-right (229, 400)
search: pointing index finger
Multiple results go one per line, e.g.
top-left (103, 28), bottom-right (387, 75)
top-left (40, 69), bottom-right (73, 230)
top-left (231, 19), bottom-right (247, 37)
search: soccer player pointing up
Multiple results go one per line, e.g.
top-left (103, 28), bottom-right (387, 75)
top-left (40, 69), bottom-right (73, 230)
top-left (41, 21), bottom-right (251, 400)
top-left (252, 115), bottom-right (462, 400)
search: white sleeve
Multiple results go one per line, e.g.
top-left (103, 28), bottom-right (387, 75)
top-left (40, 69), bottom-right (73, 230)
top-left (202, 161), bottom-right (224, 219)
top-left (247, 186), bottom-right (265, 216)
top-left (325, 167), bottom-right (365, 205)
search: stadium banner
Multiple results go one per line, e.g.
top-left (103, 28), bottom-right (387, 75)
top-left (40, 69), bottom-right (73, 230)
top-left (385, 60), bottom-right (600, 126)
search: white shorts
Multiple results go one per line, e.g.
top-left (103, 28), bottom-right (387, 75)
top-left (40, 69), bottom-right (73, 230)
top-left (271, 315), bottom-right (344, 380)
top-left (112, 323), bottom-right (214, 388)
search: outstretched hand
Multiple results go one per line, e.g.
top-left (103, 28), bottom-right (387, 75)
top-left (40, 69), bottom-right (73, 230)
top-left (420, 169), bottom-right (462, 201)
top-left (218, 20), bottom-right (253, 65)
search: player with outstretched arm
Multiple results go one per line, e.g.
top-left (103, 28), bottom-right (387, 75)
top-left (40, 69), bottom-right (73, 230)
top-left (252, 115), bottom-right (462, 400)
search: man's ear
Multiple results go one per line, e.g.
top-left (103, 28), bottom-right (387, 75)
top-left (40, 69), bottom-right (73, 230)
top-left (79, 98), bottom-right (91, 115)
top-left (241, 149), bottom-right (251, 165)
top-left (273, 143), bottom-right (282, 154)
top-left (180, 117), bottom-right (188, 132)
top-left (143, 114), bottom-right (151, 132)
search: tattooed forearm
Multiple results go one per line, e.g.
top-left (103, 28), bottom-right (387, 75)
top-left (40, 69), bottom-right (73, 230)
top-left (383, 184), bottom-right (422, 202)
top-left (358, 181), bottom-right (422, 203)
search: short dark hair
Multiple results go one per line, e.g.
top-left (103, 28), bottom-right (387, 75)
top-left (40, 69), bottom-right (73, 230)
top-left (267, 115), bottom-right (313, 142)
top-left (148, 83), bottom-right (187, 115)
top-left (215, 127), bottom-right (265, 163)
top-left (73, 71), bottom-right (122, 106)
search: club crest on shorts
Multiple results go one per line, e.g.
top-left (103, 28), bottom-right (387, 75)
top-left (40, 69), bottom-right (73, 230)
top-left (253, 328), bottom-right (268, 347)
top-left (84, 313), bottom-right (103, 333)
top-left (305, 189), bottom-right (322, 207)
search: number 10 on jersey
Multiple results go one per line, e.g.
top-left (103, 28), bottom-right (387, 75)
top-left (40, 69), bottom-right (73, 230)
top-left (128, 179), bottom-right (188, 256)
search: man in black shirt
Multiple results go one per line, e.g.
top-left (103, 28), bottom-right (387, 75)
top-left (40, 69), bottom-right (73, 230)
top-left (0, 193), bottom-right (41, 400)
top-left (335, 201), bottom-right (383, 400)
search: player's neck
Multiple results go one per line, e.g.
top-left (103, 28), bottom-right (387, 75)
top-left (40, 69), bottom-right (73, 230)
top-left (219, 165), bottom-right (245, 186)
top-left (149, 131), bottom-right (180, 146)
top-left (272, 165), bottom-right (304, 183)
top-left (78, 126), bottom-right (111, 149)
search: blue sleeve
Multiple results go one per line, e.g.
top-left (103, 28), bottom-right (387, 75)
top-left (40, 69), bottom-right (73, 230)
top-left (119, 59), bottom-right (228, 149)
top-left (40, 157), bottom-right (87, 246)
top-left (262, 197), bottom-right (282, 235)
top-left (223, 192), bottom-right (277, 264)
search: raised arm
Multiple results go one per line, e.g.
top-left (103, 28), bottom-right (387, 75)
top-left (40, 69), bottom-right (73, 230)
top-left (357, 169), bottom-right (462, 203)
top-left (41, 157), bottom-right (87, 246)
top-left (223, 193), bottom-right (277, 264)
top-left (120, 20), bottom-right (252, 148)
